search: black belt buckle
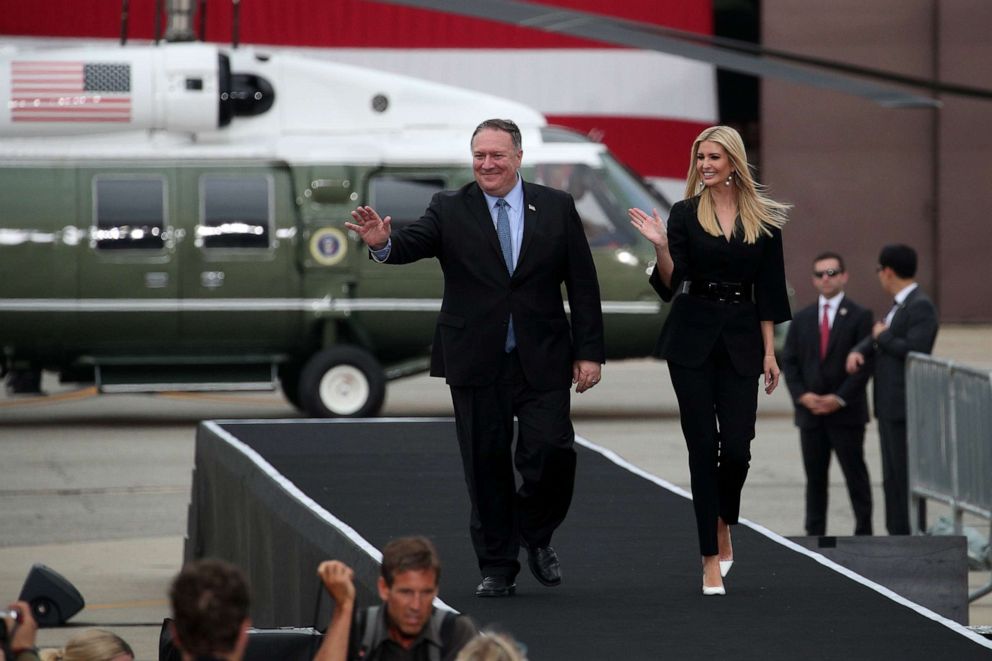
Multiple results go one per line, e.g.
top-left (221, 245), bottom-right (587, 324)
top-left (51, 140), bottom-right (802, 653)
top-left (721, 282), bottom-right (744, 303)
top-left (696, 281), bottom-right (744, 303)
top-left (707, 282), bottom-right (727, 302)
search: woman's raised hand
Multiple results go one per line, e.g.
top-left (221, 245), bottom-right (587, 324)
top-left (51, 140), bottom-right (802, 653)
top-left (628, 207), bottom-right (668, 249)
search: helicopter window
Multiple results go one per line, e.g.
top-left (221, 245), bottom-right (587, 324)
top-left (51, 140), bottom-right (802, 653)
top-left (369, 177), bottom-right (444, 227)
top-left (532, 157), bottom-right (671, 250)
top-left (93, 176), bottom-right (166, 251)
top-left (600, 153), bottom-right (671, 220)
top-left (533, 163), bottom-right (640, 249)
top-left (199, 175), bottom-right (272, 250)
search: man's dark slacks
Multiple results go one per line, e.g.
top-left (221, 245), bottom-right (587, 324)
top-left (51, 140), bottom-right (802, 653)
top-left (449, 350), bottom-right (576, 578)
top-left (668, 341), bottom-right (757, 557)
top-left (878, 417), bottom-right (910, 535)
top-left (800, 424), bottom-right (873, 536)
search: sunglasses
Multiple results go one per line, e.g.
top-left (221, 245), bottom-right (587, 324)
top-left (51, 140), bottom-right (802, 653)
top-left (812, 268), bottom-right (843, 278)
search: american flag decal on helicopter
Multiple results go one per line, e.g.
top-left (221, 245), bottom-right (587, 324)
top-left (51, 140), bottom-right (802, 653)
top-left (9, 61), bottom-right (131, 123)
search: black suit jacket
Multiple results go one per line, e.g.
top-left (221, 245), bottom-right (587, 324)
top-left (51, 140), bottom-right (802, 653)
top-left (781, 295), bottom-right (873, 429)
top-left (649, 197), bottom-right (791, 376)
top-left (854, 287), bottom-right (939, 421)
top-left (384, 180), bottom-right (605, 390)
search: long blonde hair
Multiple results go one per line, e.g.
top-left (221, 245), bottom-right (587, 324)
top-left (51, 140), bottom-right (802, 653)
top-left (684, 125), bottom-right (790, 244)
top-left (39, 629), bottom-right (134, 661)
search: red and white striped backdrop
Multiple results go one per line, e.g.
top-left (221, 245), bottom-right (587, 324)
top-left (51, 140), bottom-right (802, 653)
top-left (0, 0), bottom-right (716, 181)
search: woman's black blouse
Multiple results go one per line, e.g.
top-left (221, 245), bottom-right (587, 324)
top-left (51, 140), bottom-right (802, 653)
top-left (649, 196), bottom-right (791, 376)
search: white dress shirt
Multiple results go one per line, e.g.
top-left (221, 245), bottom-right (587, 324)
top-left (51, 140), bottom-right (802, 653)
top-left (885, 283), bottom-right (919, 326)
top-left (818, 292), bottom-right (845, 330)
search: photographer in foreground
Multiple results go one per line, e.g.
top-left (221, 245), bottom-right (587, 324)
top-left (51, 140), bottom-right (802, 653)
top-left (314, 536), bottom-right (477, 661)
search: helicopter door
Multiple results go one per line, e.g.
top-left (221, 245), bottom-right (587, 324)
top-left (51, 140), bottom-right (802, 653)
top-left (0, 167), bottom-right (77, 361)
top-left (76, 169), bottom-right (180, 354)
top-left (176, 166), bottom-right (299, 355)
top-left (350, 172), bottom-right (448, 362)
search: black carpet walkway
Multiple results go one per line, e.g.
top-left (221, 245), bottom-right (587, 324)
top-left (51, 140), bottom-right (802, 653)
top-left (224, 420), bottom-right (991, 660)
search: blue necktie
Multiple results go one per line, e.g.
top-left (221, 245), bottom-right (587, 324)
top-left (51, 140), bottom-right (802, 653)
top-left (495, 199), bottom-right (516, 352)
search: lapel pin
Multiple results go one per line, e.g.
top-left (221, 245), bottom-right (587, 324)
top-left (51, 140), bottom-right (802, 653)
top-left (839, 308), bottom-right (848, 316)
top-left (528, 204), bottom-right (536, 212)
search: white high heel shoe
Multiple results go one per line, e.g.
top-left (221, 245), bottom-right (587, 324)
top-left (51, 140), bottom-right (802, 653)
top-left (702, 577), bottom-right (726, 596)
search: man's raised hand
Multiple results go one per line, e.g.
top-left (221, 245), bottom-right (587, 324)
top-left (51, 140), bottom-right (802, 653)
top-left (346, 205), bottom-right (392, 250)
top-left (317, 560), bottom-right (356, 606)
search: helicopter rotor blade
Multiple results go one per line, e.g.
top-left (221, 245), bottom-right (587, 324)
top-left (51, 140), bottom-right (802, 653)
top-left (366, 0), bottom-right (946, 109)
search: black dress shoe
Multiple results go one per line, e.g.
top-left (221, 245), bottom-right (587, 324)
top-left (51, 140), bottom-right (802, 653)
top-left (526, 545), bottom-right (562, 587)
top-left (475, 576), bottom-right (516, 597)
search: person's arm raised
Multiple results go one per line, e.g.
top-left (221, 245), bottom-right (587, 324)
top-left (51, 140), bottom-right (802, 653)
top-left (346, 206), bottom-right (392, 251)
top-left (628, 207), bottom-right (673, 289)
top-left (313, 561), bottom-right (357, 661)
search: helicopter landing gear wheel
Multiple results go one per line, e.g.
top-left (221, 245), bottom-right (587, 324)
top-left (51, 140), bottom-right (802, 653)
top-left (299, 346), bottom-right (386, 418)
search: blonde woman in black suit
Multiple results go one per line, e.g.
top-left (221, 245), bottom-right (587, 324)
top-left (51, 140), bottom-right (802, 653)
top-left (628, 125), bottom-right (791, 596)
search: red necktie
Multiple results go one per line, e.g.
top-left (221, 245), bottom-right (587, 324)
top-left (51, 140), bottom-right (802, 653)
top-left (819, 303), bottom-right (830, 361)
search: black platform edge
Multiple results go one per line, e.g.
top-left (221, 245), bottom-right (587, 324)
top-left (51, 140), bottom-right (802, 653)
top-left (184, 417), bottom-right (992, 653)
top-left (574, 434), bottom-right (992, 650)
top-left (185, 418), bottom-right (460, 629)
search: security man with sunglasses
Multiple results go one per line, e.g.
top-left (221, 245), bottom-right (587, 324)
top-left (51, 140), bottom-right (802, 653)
top-left (782, 252), bottom-right (874, 536)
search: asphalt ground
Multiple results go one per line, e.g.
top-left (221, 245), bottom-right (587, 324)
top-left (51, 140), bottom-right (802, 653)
top-left (1, 324), bottom-right (989, 659)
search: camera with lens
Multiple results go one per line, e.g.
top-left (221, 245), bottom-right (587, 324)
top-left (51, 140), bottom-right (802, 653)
top-left (0, 606), bottom-right (23, 654)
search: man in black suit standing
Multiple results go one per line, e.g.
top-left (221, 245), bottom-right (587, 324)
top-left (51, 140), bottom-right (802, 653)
top-left (847, 244), bottom-right (938, 535)
top-left (346, 119), bottom-right (605, 597)
top-left (782, 252), bottom-right (873, 536)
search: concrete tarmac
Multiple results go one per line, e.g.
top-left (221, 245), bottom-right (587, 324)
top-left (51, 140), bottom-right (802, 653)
top-left (1, 325), bottom-right (989, 659)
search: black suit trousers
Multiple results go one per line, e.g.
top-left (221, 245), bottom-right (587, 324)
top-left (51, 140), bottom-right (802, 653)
top-left (669, 341), bottom-right (757, 557)
top-left (799, 424), bottom-right (873, 536)
top-left (449, 350), bottom-right (576, 577)
top-left (878, 417), bottom-right (910, 535)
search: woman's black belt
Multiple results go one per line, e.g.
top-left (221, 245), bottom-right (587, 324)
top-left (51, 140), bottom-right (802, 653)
top-left (683, 280), bottom-right (752, 303)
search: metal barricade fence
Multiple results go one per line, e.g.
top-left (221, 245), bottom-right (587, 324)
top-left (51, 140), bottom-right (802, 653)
top-left (907, 352), bottom-right (992, 601)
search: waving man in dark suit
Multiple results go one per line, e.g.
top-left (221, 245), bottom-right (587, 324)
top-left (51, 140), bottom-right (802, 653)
top-left (346, 119), bottom-right (605, 597)
top-left (782, 252), bottom-right (873, 537)
top-left (847, 244), bottom-right (938, 535)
